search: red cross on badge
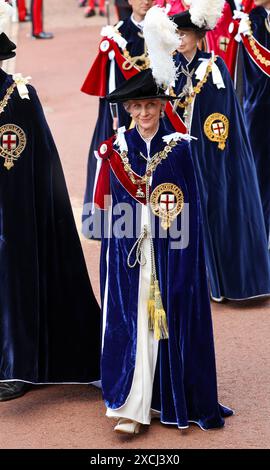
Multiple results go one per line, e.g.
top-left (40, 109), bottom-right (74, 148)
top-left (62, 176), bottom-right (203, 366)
top-left (0, 124), bottom-right (27, 170)
top-left (204, 113), bottom-right (229, 151)
top-left (150, 183), bottom-right (184, 230)
top-left (2, 133), bottom-right (17, 151)
top-left (160, 193), bottom-right (175, 212)
top-left (212, 121), bottom-right (225, 136)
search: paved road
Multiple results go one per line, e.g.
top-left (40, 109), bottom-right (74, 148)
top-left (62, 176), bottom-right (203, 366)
top-left (0, 0), bottom-right (269, 449)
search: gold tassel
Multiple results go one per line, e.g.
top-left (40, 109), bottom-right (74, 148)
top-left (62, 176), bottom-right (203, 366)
top-left (154, 280), bottom-right (169, 341)
top-left (148, 275), bottom-right (155, 331)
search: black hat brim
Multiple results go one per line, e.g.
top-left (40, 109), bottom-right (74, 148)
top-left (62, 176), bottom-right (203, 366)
top-left (106, 69), bottom-right (177, 103)
top-left (0, 51), bottom-right (16, 61)
top-left (172, 11), bottom-right (208, 31)
top-left (107, 94), bottom-right (176, 103)
top-left (0, 33), bottom-right (17, 61)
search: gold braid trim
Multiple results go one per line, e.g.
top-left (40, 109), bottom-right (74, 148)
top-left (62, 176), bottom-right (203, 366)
top-left (113, 27), bottom-right (150, 71)
top-left (122, 49), bottom-right (150, 71)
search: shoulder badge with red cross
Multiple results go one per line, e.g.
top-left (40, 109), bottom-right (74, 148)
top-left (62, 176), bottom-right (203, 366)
top-left (204, 113), bottom-right (229, 150)
top-left (0, 124), bottom-right (27, 170)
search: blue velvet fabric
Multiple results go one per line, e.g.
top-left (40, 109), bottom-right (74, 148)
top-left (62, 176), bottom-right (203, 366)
top-left (100, 122), bottom-right (232, 429)
top-left (82, 17), bottom-right (145, 239)
top-left (164, 49), bottom-right (270, 300)
top-left (241, 6), bottom-right (270, 239)
top-left (0, 70), bottom-right (101, 383)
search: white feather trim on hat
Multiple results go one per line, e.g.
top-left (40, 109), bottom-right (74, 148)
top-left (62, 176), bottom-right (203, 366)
top-left (143, 6), bottom-right (180, 89)
top-left (0, 0), bottom-right (13, 34)
top-left (189, 0), bottom-right (225, 29)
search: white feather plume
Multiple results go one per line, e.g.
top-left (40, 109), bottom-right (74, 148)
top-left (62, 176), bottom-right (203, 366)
top-left (143, 6), bottom-right (180, 88)
top-left (189, 0), bottom-right (225, 29)
top-left (0, 0), bottom-right (13, 34)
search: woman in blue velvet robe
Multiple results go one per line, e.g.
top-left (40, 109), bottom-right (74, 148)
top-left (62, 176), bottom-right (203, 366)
top-left (240, 4), bottom-right (270, 240)
top-left (97, 68), bottom-right (232, 435)
top-left (81, 2), bottom-right (152, 239)
top-left (0, 47), bottom-right (100, 400)
top-left (165, 10), bottom-right (270, 301)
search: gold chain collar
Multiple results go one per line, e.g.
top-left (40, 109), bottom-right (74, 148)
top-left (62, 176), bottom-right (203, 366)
top-left (0, 82), bottom-right (17, 114)
top-left (172, 56), bottom-right (216, 110)
top-left (247, 17), bottom-right (270, 67)
top-left (119, 139), bottom-right (178, 189)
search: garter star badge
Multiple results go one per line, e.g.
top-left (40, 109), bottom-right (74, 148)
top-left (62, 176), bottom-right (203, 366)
top-left (0, 124), bottom-right (27, 170)
top-left (204, 113), bottom-right (229, 150)
top-left (150, 183), bottom-right (184, 230)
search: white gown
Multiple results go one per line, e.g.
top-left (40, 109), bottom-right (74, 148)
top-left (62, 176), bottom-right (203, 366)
top-left (103, 138), bottom-right (159, 425)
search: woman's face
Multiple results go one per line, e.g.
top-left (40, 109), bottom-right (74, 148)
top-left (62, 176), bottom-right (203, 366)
top-left (177, 29), bottom-right (199, 57)
top-left (128, 99), bottom-right (164, 133)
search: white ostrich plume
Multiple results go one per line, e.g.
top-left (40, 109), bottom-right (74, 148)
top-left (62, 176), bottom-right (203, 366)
top-left (143, 6), bottom-right (180, 89)
top-left (0, 0), bottom-right (13, 34)
top-left (189, 0), bottom-right (225, 30)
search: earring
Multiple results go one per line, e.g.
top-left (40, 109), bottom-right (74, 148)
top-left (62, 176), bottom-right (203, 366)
top-left (160, 110), bottom-right (165, 118)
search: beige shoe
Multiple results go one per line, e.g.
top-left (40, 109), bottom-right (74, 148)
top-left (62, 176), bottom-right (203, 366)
top-left (114, 418), bottom-right (141, 435)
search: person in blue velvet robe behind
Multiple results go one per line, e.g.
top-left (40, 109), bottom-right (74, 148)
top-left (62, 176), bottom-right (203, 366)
top-left (81, 0), bottom-right (153, 239)
top-left (94, 13), bottom-right (233, 433)
top-left (235, 1), bottom-right (270, 240)
top-left (165, 2), bottom-right (270, 301)
top-left (0, 30), bottom-right (101, 401)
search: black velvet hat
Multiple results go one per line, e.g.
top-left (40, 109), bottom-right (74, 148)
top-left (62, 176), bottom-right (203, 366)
top-left (172, 0), bottom-right (226, 32)
top-left (0, 32), bottom-right (16, 61)
top-left (172, 11), bottom-right (209, 31)
top-left (106, 69), bottom-right (176, 103)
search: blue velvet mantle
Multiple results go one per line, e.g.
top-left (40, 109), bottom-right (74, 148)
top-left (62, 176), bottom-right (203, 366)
top-left (241, 6), bottom-right (270, 239)
top-left (82, 17), bottom-right (145, 239)
top-left (165, 49), bottom-right (270, 300)
top-left (0, 70), bottom-right (101, 383)
top-left (100, 123), bottom-right (232, 429)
